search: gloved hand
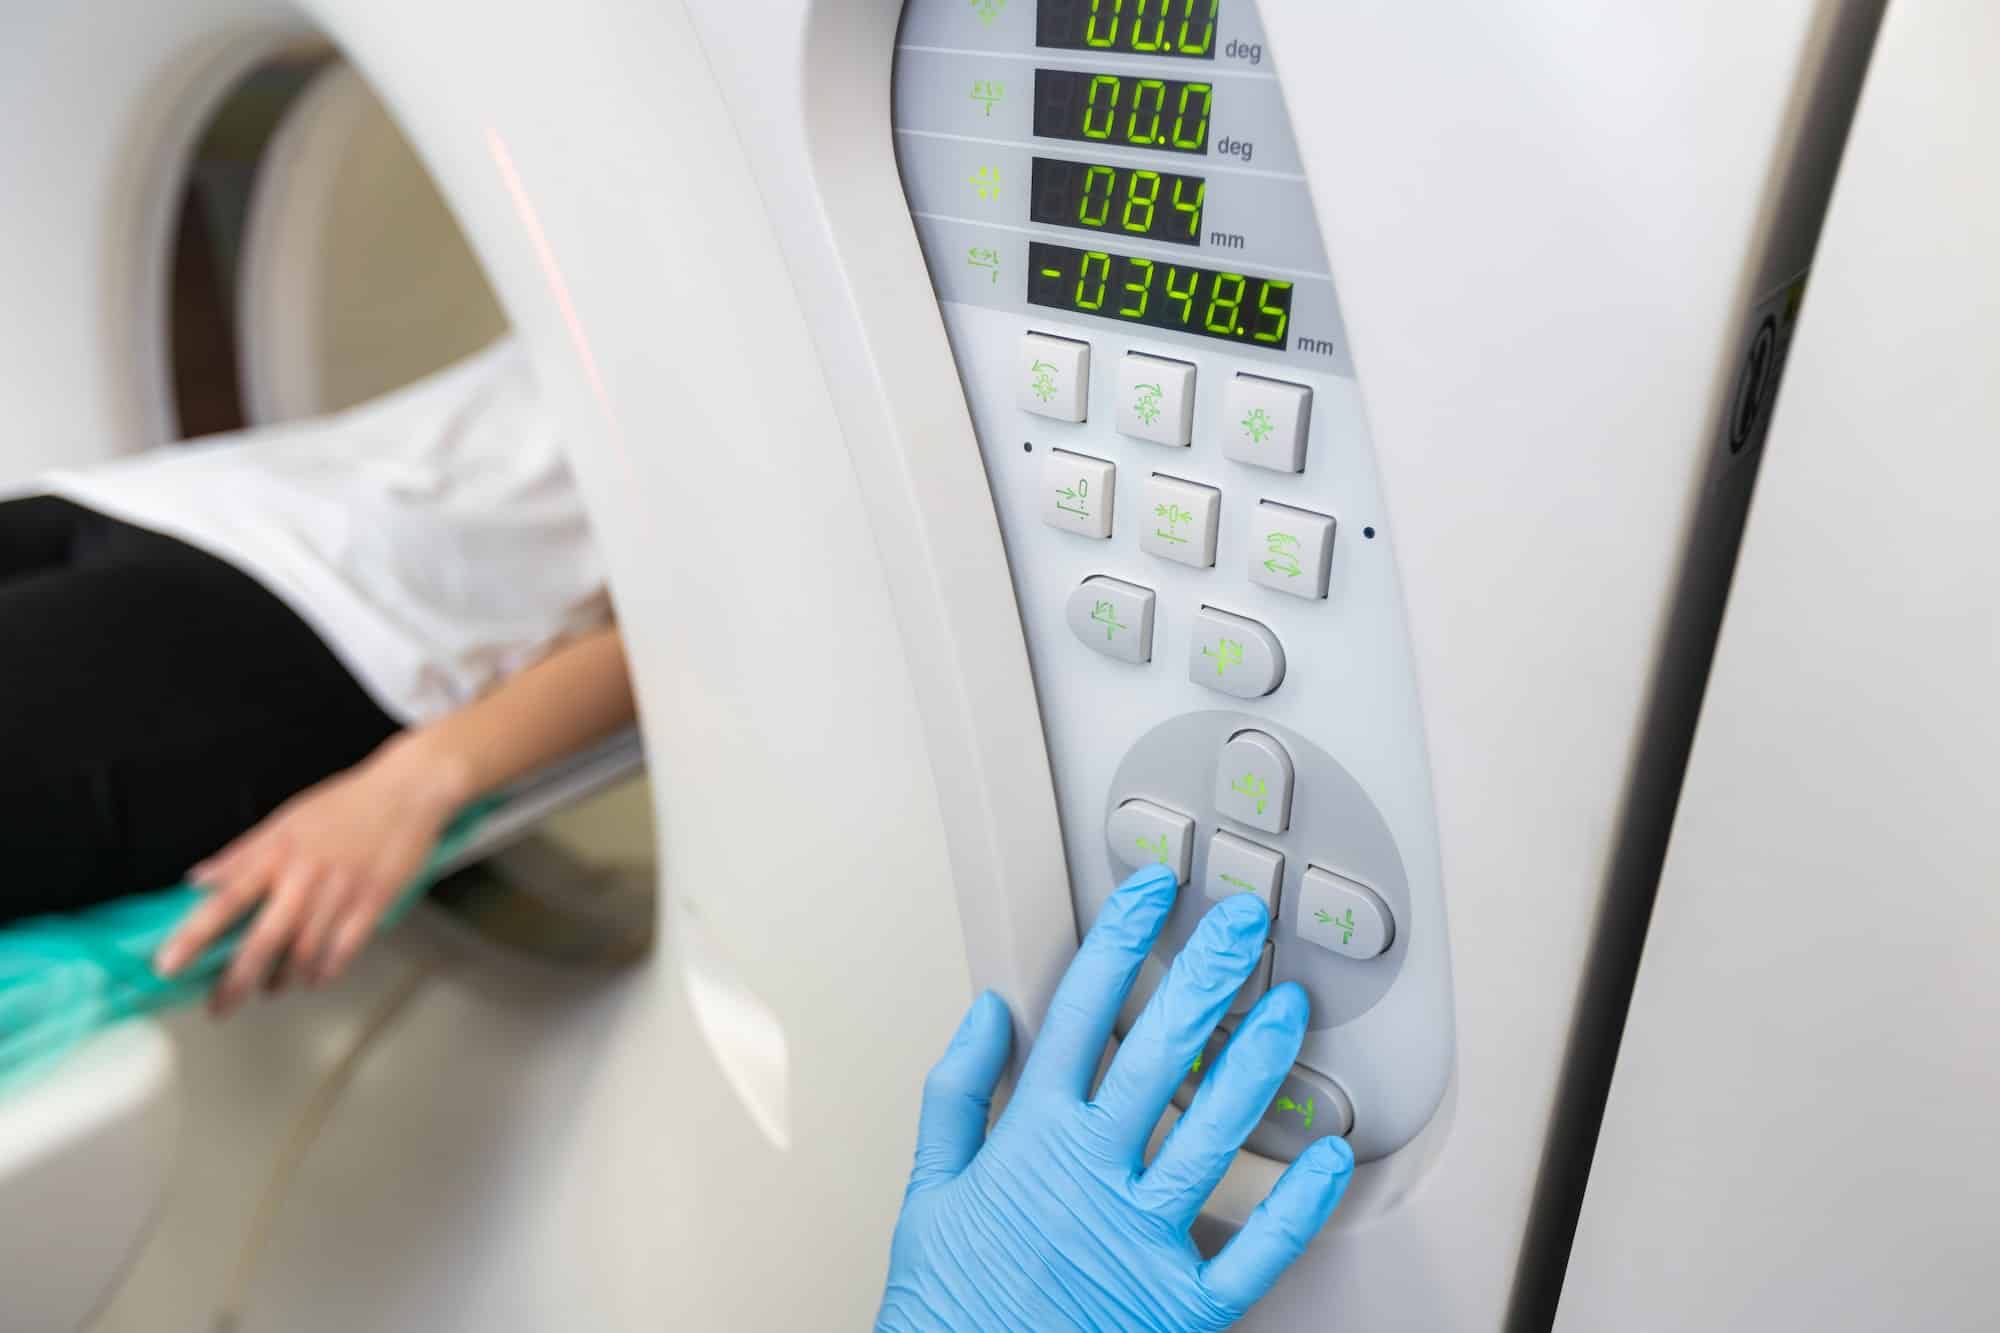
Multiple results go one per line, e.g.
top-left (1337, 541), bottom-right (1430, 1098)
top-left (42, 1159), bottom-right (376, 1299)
top-left (877, 863), bottom-right (1355, 1332)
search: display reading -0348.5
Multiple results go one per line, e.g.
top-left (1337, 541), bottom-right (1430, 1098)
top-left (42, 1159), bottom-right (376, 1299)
top-left (1034, 69), bottom-right (1213, 155)
top-left (1029, 242), bottom-right (1291, 348)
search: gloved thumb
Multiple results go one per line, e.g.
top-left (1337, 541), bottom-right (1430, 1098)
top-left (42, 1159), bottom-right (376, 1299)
top-left (907, 990), bottom-right (1013, 1195)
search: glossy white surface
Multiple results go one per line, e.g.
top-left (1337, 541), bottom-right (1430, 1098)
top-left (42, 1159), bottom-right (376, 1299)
top-left (0, 1023), bottom-right (177, 1333)
top-left (1558, 5), bottom-right (2000, 1327)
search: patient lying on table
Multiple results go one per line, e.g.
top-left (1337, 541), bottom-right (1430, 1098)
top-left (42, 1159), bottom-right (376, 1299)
top-left (0, 338), bottom-right (635, 1014)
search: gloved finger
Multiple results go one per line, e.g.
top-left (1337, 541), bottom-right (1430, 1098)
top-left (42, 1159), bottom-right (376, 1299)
top-left (1200, 1135), bottom-right (1355, 1316)
top-left (907, 990), bottom-right (1014, 1196)
top-left (1016, 864), bottom-right (1178, 1104)
top-left (1133, 983), bottom-right (1308, 1227)
top-left (1088, 893), bottom-right (1270, 1159)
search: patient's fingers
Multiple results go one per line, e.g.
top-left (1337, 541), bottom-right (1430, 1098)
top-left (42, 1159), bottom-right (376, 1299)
top-left (155, 840), bottom-right (288, 977)
top-left (293, 873), bottom-right (351, 984)
top-left (322, 892), bottom-right (392, 985)
top-left (213, 861), bottom-right (317, 1016)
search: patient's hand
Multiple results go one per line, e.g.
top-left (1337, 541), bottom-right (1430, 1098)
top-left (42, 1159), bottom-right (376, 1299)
top-left (153, 734), bottom-right (473, 1015)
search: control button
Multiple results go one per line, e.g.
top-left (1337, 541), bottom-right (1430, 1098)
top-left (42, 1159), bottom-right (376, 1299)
top-left (1020, 332), bottom-right (1090, 422)
top-left (1139, 473), bottom-right (1221, 568)
top-left (1066, 576), bottom-right (1155, 664)
top-left (1244, 1065), bottom-right (1356, 1161)
top-left (1107, 799), bottom-right (1195, 884)
top-left (1042, 448), bottom-right (1115, 539)
top-left (1203, 831), bottom-right (1284, 910)
top-left (1222, 373), bottom-right (1313, 473)
top-left (1250, 501), bottom-right (1336, 600)
top-left (1117, 353), bottom-right (1196, 447)
top-left (1227, 943), bottom-right (1275, 1017)
top-left (1188, 606), bottom-right (1285, 699)
top-left (1214, 730), bottom-right (1296, 834)
top-left (1296, 867), bottom-right (1395, 961)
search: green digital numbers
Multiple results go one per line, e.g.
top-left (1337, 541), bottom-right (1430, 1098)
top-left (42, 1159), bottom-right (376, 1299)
top-left (1027, 243), bottom-right (1299, 352)
top-left (1177, 0), bottom-right (1218, 56)
top-left (1170, 177), bottom-right (1204, 243)
top-left (1087, 0), bottom-right (1121, 48)
top-left (1171, 82), bottom-right (1213, 150)
top-left (1165, 265), bottom-right (1201, 324)
top-left (1119, 256), bottom-right (1155, 318)
top-left (1075, 250), bottom-right (1112, 310)
top-left (1127, 79), bottom-right (1167, 146)
top-left (1084, 75), bottom-right (1120, 139)
top-left (1204, 271), bottom-right (1247, 335)
top-left (1253, 279), bottom-right (1294, 345)
top-left (1122, 170), bottom-right (1162, 233)
top-left (1079, 165), bottom-right (1116, 226)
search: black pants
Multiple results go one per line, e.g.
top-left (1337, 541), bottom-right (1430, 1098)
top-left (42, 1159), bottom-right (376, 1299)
top-left (0, 496), bottom-right (400, 922)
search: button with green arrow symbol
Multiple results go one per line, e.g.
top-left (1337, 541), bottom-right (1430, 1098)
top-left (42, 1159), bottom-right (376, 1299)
top-left (1248, 500), bottom-right (1337, 600)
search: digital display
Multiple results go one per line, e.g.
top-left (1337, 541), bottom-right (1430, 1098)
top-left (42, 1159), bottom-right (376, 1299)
top-left (1037, 0), bottom-right (1220, 59)
top-left (1030, 157), bottom-right (1205, 247)
top-left (1033, 69), bottom-right (1213, 155)
top-left (1029, 241), bottom-right (1292, 348)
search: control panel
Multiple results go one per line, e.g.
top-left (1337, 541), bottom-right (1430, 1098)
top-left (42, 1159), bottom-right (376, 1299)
top-left (893, 0), bottom-right (1451, 1163)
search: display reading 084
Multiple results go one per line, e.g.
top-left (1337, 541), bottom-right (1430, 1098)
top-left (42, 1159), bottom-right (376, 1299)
top-left (1029, 241), bottom-right (1291, 349)
top-left (1031, 157), bottom-right (1204, 247)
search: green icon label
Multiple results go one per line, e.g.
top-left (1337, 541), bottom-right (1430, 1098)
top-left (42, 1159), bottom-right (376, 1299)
top-left (966, 245), bottom-right (1002, 284)
top-left (1273, 1094), bottom-right (1316, 1131)
top-left (1153, 500), bottom-right (1194, 545)
top-left (1263, 530), bottom-right (1304, 578)
top-left (969, 0), bottom-right (1006, 25)
top-left (1056, 474), bottom-right (1090, 516)
top-left (971, 164), bottom-right (1001, 201)
top-left (1218, 872), bottom-right (1257, 895)
top-left (969, 79), bottom-right (1005, 115)
top-left (1203, 636), bottom-right (1244, 676)
top-left (1241, 406), bottom-right (1276, 444)
top-left (1230, 771), bottom-right (1269, 815)
top-left (1136, 832), bottom-right (1170, 865)
top-left (1132, 381), bottom-right (1165, 426)
top-left (1313, 907), bottom-right (1359, 946)
top-left (1090, 599), bottom-right (1127, 639)
top-left (1032, 360), bottom-right (1062, 404)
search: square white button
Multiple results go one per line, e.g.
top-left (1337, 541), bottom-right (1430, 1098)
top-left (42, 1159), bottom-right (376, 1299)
top-left (1021, 332), bottom-right (1090, 422)
top-left (1222, 373), bottom-right (1312, 473)
top-left (1249, 501), bottom-right (1336, 600)
top-left (1140, 473), bottom-right (1220, 568)
top-left (1117, 353), bottom-right (1196, 447)
top-left (1042, 449), bottom-right (1115, 539)
top-left (1204, 831), bottom-right (1284, 910)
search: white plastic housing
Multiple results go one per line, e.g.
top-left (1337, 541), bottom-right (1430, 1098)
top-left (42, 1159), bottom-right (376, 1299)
top-left (1558, 5), bottom-right (2000, 1328)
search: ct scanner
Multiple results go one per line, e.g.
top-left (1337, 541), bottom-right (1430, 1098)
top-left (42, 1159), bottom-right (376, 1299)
top-left (2, 1), bottom-right (1988, 1330)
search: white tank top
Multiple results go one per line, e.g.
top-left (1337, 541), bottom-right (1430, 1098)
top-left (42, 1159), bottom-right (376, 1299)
top-left (43, 338), bottom-right (609, 724)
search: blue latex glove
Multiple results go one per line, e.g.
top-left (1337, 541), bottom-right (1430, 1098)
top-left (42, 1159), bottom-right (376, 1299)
top-left (877, 863), bottom-right (1355, 1332)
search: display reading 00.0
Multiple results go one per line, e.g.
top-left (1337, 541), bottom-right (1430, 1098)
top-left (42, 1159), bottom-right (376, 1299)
top-left (1033, 69), bottom-right (1213, 155)
top-left (1031, 158), bottom-right (1205, 247)
top-left (1029, 242), bottom-right (1291, 348)
top-left (1037, 0), bottom-right (1220, 59)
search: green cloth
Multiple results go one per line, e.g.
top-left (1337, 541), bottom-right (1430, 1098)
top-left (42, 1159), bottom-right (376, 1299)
top-left (0, 801), bottom-right (497, 1092)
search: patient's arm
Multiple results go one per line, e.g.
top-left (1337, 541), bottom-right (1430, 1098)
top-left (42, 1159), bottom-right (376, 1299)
top-left (154, 624), bottom-right (637, 1013)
